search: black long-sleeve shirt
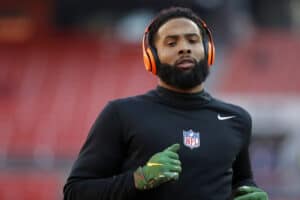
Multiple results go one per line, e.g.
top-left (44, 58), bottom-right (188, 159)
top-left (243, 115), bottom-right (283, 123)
top-left (63, 86), bottom-right (256, 200)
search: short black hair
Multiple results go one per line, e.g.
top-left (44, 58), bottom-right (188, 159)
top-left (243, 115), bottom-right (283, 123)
top-left (148, 6), bottom-right (205, 47)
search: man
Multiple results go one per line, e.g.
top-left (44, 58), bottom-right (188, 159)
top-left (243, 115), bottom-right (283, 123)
top-left (63, 6), bottom-right (269, 200)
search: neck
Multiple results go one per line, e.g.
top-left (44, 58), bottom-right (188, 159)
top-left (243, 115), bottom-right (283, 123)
top-left (158, 79), bottom-right (204, 94)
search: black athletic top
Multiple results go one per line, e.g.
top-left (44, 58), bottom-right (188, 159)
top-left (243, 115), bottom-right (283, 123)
top-left (63, 86), bottom-right (256, 200)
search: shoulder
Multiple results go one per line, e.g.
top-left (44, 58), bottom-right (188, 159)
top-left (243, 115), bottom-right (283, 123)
top-left (100, 93), bottom-right (155, 127)
top-left (210, 97), bottom-right (252, 128)
top-left (212, 98), bottom-right (251, 118)
top-left (109, 93), bottom-right (150, 107)
top-left (103, 91), bottom-right (154, 115)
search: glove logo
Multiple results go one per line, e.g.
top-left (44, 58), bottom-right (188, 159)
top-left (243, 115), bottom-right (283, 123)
top-left (183, 129), bottom-right (200, 149)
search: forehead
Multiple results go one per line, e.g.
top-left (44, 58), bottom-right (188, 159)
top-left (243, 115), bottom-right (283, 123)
top-left (156, 17), bottom-right (201, 39)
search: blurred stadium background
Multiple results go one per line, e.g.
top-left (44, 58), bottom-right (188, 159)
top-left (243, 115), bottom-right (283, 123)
top-left (0, 0), bottom-right (300, 199)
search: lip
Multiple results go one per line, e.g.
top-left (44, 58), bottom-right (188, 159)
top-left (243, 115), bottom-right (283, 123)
top-left (175, 57), bottom-right (196, 69)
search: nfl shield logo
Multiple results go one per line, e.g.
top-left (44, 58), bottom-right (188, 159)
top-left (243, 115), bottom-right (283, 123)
top-left (183, 129), bottom-right (200, 149)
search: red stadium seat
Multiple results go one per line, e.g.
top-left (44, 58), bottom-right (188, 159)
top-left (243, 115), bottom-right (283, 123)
top-left (0, 172), bottom-right (62, 200)
top-left (1, 35), bottom-right (156, 159)
top-left (218, 29), bottom-right (300, 94)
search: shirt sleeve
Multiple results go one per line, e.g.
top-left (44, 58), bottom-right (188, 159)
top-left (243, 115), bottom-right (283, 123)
top-left (232, 146), bottom-right (257, 189)
top-left (63, 102), bottom-right (138, 200)
top-left (232, 111), bottom-right (257, 189)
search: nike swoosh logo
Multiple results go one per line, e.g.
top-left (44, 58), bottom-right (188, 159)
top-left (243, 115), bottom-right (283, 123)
top-left (217, 114), bottom-right (236, 120)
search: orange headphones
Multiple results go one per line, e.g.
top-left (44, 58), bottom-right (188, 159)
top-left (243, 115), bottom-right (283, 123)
top-left (142, 18), bottom-right (215, 75)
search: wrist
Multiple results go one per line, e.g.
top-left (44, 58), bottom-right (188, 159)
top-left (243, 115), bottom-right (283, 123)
top-left (133, 167), bottom-right (148, 190)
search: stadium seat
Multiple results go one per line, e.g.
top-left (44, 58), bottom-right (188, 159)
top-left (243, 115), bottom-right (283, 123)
top-left (0, 172), bottom-right (62, 200)
top-left (219, 29), bottom-right (300, 94)
top-left (1, 36), bottom-right (155, 159)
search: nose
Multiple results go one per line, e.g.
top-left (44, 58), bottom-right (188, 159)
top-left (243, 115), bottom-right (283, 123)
top-left (178, 41), bottom-right (191, 55)
top-left (178, 49), bottom-right (191, 54)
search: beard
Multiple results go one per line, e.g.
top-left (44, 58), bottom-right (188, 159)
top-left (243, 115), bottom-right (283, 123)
top-left (156, 59), bottom-right (210, 90)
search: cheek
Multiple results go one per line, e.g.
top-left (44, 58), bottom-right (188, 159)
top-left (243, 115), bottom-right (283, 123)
top-left (194, 45), bottom-right (205, 60)
top-left (157, 48), bottom-right (177, 64)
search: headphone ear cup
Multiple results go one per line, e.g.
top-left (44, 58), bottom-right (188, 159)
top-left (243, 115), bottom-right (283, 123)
top-left (147, 48), bottom-right (157, 74)
top-left (143, 47), bottom-right (157, 74)
top-left (143, 47), bottom-right (152, 72)
top-left (142, 27), bottom-right (158, 75)
top-left (211, 42), bottom-right (215, 66)
top-left (200, 19), bottom-right (215, 67)
top-left (207, 41), bottom-right (215, 66)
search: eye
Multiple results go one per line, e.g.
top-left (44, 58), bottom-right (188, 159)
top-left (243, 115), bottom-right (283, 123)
top-left (167, 41), bottom-right (176, 47)
top-left (189, 38), bottom-right (200, 44)
top-left (187, 35), bottom-right (201, 44)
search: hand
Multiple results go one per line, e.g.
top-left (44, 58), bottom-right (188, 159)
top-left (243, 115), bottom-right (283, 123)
top-left (133, 143), bottom-right (182, 190)
top-left (234, 186), bottom-right (269, 200)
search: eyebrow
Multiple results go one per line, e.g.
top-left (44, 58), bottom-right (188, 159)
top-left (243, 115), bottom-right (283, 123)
top-left (164, 33), bottom-right (200, 40)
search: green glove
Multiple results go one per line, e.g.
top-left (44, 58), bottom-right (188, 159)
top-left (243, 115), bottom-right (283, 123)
top-left (234, 186), bottom-right (269, 200)
top-left (134, 143), bottom-right (182, 190)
